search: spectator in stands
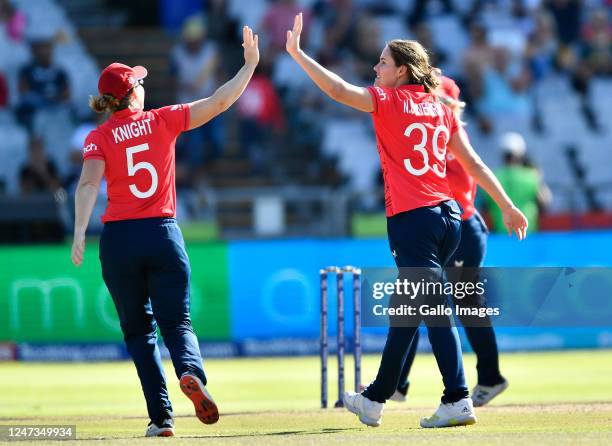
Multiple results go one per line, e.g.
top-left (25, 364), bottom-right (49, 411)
top-left (261, 0), bottom-right (310, 56)
top-left (16, 34), bottom-right (70, 130)
top-left (413, 22), bottom-right (449, 70)
top-left (408, 0), bottom-right (454, 27)
top-left (65, 113), bottom-right (107, 192)
top-left (170, 14), bottom-right (223, 175)
top-left (0, 0), bottom-right (25, 42)
top-left (207, 0), bottom-right (242, 76)
top-left (545, 0), bottom-right (582, 46)
top-left (350, 13), bottom-right (382, 83)
top-left (525, 11), bottom-right (558, 82)
top-left (463, 23), bottom-right (494, 118)
top-left (556, 43), bottom-right (601, 130)
top-left (19, 136), bottom-right (61, 196)
top-left (312, 0), bottom-right (358, 58)
top-left (236, 57), bottom-right (285, 170)
top-left (485, 132), bottom-right (550, 233)
top-left (581, 8), bottom-right (611, 76)
top-left (477, 46), bottom-right (532, 118)
top-left (0, 71), bottom-right (8, 108)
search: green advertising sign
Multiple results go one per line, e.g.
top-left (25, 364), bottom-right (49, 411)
top-left (0, 243), bottom-right (231, 342)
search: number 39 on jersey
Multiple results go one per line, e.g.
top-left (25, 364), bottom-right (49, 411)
top-left (403, 123), bottom-right (449, 178)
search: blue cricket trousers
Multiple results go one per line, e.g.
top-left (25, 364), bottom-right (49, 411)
top-left (363, 200), bottom-right (469, 404)
top-left (398, 210), bottom-right (504, 391)
top-left (99, 217), bottom-right (206, 424)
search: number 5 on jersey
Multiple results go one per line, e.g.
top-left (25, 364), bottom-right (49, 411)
top-left (126, 143), bottom-right (158, 199)
top-left (404, 123), bottom-right (449, 178)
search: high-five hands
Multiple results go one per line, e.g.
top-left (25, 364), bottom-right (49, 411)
top-left (286, 12), bottom-right (303, 57)
top-left (242, 25), bottom-right (259, 66)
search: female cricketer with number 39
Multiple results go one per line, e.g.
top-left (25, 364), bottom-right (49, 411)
top-left (71, 26), bottom-right (259, 437)
top-left (393, 76), bottom-right (510, 409)
top-left (286, 12), bottom-right (527, 428)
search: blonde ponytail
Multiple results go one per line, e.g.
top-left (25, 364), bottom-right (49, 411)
top-left (89, 92), bottom-right (131, 114)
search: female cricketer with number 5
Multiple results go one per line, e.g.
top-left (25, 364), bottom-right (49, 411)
top-left (71, 25), bottom-right (259, 437)
top-left (286, 12), bottom-right (527, 428)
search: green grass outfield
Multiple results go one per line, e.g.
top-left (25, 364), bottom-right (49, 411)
top-left (2, 350), bottom-right (612, 445)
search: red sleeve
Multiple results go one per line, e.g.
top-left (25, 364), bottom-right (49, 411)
top-left (367, 86), bottom-right (393, 117)
top-left (82, 130), bottom-right (106, 161)
top-left (444, 103), bottom-right (460, 136)
top-left (154, 103), bottom-right (191, 136)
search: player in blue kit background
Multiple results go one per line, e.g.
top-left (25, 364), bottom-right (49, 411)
top-left (286, 12), bottom-right (527, 428)
top-left (70, 26), bottom-right (259, 437)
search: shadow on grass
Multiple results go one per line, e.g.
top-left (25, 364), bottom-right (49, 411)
top-left (80, 427), bottom-right (361, 441)
top-left (181, 427), bottom-right (361, 438)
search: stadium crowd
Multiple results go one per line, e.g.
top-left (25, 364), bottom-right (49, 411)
top-left (0, 0), bottom-right (610, 230)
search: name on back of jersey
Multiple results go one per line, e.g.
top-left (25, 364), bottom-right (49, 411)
top-left (403, 99), bottom-right (444, 118)
top-left (112, 118), bottom-right (153, 144)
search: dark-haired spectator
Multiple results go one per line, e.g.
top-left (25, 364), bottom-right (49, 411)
top-left (349, 13), bottom-right (381, 83)
top-left (170, 15), bottom-right (224, 172)
top-left (525, 11), bottom-right (558, 82)
top-left (581, 8), bottom-right (612, 76)
top-left (16, 35), bottom-right (70, 130)
top-left (413, 22), bottom-right (449, 69)
top-left (19, 136), bottom-right (61, 196)
top-left (545, 0), bottom-right (582, 45)
top-left (261, 0), bottom-right (310, 56)
top-left (207, 0), bottom-right (242, 76)
top-left (0, 0), bottom-right (25, 42)
top-left (237, 57), bottom-right (285, 169)
top-left (408, 0), bottom-right (454, 27)
top-left (0, 71), bottom-right (8, 107)
top-left (463, 23), bottom-right (494, 100)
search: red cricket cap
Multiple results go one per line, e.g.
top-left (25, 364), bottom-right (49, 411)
top-left (439, 75), bottom-right (460, 101)
top-left (98, 63), bottom-right (148, 99)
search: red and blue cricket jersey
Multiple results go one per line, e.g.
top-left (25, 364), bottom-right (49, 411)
top-left (367, 84), bottom-right (459, 217)
top-left (82, 104), bottom-right (190, 223)
top-left (446, 128), bottom-right (477, 220)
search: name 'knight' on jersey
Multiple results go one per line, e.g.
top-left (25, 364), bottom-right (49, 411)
top-left (82, 104), bottom-right (190, 222)
top-left (367, 84), bottom-right (459, 217)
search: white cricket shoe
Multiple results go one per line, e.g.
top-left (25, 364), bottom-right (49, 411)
top-left (343, 391), bottom-right (384, 427)
top-left (145, 419), bottom-right (174, 437)
top-left (471, 379), bottom-right (509, 407)
top-left (420, 397), bottom-right (477, 428)
top-left (389, 388), bottom-right (407, 402)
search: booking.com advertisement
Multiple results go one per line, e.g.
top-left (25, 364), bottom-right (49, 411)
top-left (227, 233), bottom-right (612, 351)
top-left (1, 232), bottom-right (612, 360)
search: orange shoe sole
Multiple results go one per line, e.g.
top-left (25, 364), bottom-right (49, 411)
top-left (179, 375), bottom-right (219, 425)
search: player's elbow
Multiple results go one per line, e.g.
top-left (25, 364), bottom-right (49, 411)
top-left (213, 91), bottom-right (231, 112)
top-left (329, 82), bottom-right (346, 101)
top-left (77, 180), bottom-right (100, 194)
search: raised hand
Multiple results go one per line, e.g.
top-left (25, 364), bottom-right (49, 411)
top-left (286, 12), bottom-right (303, 57)
top-left (242, 25), bottom-right (259, 66)
top-left (502, 205), bottom-right (528, 240)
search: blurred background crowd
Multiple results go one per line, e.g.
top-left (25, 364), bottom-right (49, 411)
top-left (0, 0), bottom-right (610, 241)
